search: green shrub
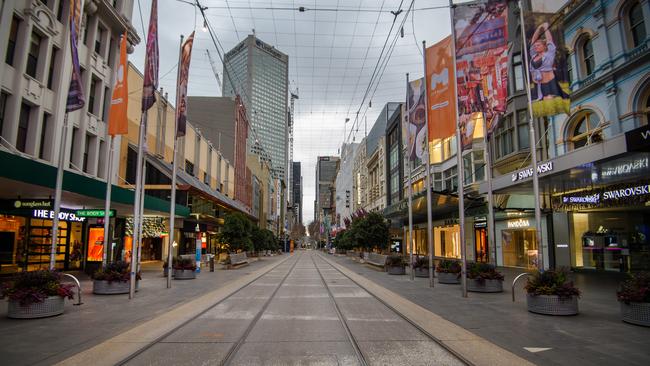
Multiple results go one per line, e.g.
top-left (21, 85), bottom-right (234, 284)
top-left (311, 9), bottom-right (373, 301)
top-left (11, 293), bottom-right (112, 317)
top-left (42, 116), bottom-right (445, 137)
top-left (525, 268), bottom-right (580, 299)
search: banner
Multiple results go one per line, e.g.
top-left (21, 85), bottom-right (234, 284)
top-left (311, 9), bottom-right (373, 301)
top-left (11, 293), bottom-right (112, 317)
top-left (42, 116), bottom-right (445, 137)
top-left (65, 0), bottom-right (84, 112)
top-left (141, 0), bottom-right (159, 113)
top-left (108, 34), bottom-right (129, 135)
top-left (426, 36), bottom-right (456, 141)
top-left (524, 11), bottom-right (570, 117)
top-left (453, 0), bottom-right (509, 149)
top-left (176, 32), bottom-right (195, 137)
top-left (406, 78), bottom-right (427, 165)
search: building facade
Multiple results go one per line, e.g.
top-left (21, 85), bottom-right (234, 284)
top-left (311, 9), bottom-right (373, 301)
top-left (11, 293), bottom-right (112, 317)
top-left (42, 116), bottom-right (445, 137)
top-left (334, 143), bottom-right (358, 228)
top-left (291, 161), bottom-right (302, 225)
top-left (222, 35), bottom-right (289, 180)
top-left (315, 156), bottom-right (340, 233)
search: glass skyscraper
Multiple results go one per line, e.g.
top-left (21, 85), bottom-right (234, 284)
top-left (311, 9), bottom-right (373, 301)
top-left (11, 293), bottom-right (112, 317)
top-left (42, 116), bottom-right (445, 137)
top-left (223, 35), bottom-right (289, 180)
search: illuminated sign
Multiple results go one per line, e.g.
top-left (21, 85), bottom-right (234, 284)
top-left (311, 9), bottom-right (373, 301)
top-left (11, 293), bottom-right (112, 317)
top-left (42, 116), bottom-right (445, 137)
top-left (601, 157), bottom-right (648, 178)
top-left (511, 162), bottom-right (554, 182)
top-left (87, 227), bottom-right (104, 262)
top-left (13, 199), bottom-right (52, 209)
top-left (603, 184), bottom-right (650, 200)
top-left (32, 209), bottom-right (85, 222)
top-left (507, 219), bottom-right (530, 228)
top-left (75, 209), bottom-right (116, 218)
top-left (562, 193), bottom-right (601, 204)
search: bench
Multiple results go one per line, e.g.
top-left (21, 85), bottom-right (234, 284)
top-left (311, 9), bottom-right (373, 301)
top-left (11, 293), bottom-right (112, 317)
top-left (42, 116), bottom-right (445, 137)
top-left (229, 252), bottom-right (249, 268)
top-left (365, 252), bottom-right (388, 270)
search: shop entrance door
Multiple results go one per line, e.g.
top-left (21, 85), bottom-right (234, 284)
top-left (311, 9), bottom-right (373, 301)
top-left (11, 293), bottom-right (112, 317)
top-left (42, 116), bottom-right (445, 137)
top-left (475, 228), bottom-right (488, 263)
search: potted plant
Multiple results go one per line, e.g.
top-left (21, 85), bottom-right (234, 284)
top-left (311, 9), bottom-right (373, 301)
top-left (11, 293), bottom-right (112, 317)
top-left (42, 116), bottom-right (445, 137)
top-left (436, 259), bottom-right (461, 284)
top-left (617, 272), bottom-right (650, 326)
top-left (93, 261), bottom-right (140, 294)
top-left (525, 268), bottom-right (580, 315)
top-left (1, 270), bottom-right (74, 319)
top-left (173, 257), bottom-right (197, 280)
top-left (413, 256), bottom-right (430, 278)
top-left (385, 255), bottom-right (406, 275)
top-left (466, 262), bottom-right (504, 293)
top-left (162, 258), bottom-right (178, 278)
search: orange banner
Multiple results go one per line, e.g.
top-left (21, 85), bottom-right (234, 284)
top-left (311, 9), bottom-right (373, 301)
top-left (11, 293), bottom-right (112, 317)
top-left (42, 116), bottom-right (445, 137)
top-left (426, 36), bottom-right (456, 141)
top-left (108, 34), bottom-right (128, 135)
top-left (87, 227), bottom-right (104, 262)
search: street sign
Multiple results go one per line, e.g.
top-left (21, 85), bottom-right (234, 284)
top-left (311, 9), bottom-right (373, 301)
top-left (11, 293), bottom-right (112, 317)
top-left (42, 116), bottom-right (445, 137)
top-left (75, 209), bottom-right (116, 217)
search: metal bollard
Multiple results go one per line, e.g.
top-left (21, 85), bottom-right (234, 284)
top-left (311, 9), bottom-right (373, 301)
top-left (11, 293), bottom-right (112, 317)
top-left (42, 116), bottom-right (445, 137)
top-left (209, 255), bottom-right (215, 272)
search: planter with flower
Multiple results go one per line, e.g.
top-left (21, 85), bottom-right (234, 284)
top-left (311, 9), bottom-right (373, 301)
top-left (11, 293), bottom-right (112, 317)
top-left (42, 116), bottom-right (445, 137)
top-left (617, 272), bottom-right (650, 326)
top-left (525, 268), bottom-right (580, 315)
top-left (413, 256), bottom-right (430, 278)
top-left (466, 262), bottom-right (504, 293)
top-left (93, 261), bottom-right (140, 294)
top-left (436, 259), bottom-right (461, 284)
top-left (385, 255), bottom-right (406, 275)
top-left (1, 270), bottom-right (74, 319)
top-left (173, 257), bottom-right (197, 280)
top-left (162, 258), bottom-right (178, 278)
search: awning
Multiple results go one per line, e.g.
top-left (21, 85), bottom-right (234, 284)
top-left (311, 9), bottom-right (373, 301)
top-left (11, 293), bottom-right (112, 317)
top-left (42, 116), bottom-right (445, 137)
top-left (0, 149), bottom-right (190, 217)
top-left (384, 190), bottom-right (484, 223)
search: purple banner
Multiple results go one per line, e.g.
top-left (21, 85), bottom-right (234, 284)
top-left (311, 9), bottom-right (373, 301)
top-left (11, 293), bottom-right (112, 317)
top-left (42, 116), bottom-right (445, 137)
top-left (141, 0), bottom-right (159, 113)
top-left (65, 0), bottom-right (84, 112)
top-left (176, 32), bottom-right (195, 137)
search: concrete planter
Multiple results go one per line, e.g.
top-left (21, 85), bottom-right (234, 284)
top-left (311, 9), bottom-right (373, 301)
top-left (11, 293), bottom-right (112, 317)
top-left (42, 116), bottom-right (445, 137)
top-left (163, 268), bottom-right (176, 278)
top-left (526, 294), bottom-right (579, 315)
top-left (93, 280), bottom-right (130, 294)
top-left (387, 265), bottom-right (406, 275)
top-left (620, 302), bottom-right (650, 327)
top-left (173, 269), bottom-right (196, 280)
top-left (438, 272), bottom-right (460, 284)
top-left (467, 278), bottom-right (503, 293)
top-left (7, 296), bottom-right (64, 319)
top-left (414, 267), bottom-right (429, 278)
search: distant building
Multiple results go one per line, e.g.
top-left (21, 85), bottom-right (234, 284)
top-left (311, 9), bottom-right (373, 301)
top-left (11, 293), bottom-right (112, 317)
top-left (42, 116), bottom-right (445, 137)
top-left (222, 35), bottom-right (289, 180)
top-left (335, 143), bottom-right (359, 228)
top-left (315, 156), bottom-right (340, 227)
top-left (291, 162), bottom-right (302, 224)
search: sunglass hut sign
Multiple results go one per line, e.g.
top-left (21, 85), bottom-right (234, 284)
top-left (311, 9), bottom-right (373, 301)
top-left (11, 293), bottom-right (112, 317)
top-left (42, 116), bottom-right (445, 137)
top-left (511, 162), bottom-right (554, 182)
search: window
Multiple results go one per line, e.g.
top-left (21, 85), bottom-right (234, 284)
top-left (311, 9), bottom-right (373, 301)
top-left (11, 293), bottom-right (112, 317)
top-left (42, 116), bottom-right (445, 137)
top-left (516, 110), bottom-right (530, 149)
top-left (494, 114), bottom-right (514, 158)
top-left (629, 2), bottom-right (646, 48)
top-left (88, 77), bottom-right (98, 115)
top-left (26, 32), bottom-right (42, 79)
top-left (0, 92), bottom-right (8, 137)
top-left (17, 103), bottom-right (30, 153)
top-left (83, 16), bottom-right (90, 46)
top-left (473, 150), bottom-right (485, 182)
top-left (185, 160), bottom-right (194, 176)
top-left (512, 53), bottom-right (524, 92)
top-left (47, 46), bottom-right (59, 90)
top-left (6, 17), bottom-right (20, 66)
top-left (443, 166), bottom-right (458, 192)
top-left (569, 110), bottom-right (601, 149)
top-left (70, 127), bottom-right (78, 167)
top-left (567, 52), bottom-right (573, 85)
top-left (39, 112), bottom-right (50, 159)
top-left (83, 134), bottom-right (91, 172)
top-left (95, 25), bottom-right (105, 55)
top-left (56, 0), bottom-right (64, 22)
top-left (581, 36), bottom-right (595, 77)
top-left (102, 86), bottom-right (110, 120)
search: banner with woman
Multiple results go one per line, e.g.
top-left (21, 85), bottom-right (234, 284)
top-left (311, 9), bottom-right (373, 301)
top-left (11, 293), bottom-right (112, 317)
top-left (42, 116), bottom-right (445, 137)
top-left (405, 78), bottom-right (427, 165)
top-left (524, 10), bottom-right (570, 117)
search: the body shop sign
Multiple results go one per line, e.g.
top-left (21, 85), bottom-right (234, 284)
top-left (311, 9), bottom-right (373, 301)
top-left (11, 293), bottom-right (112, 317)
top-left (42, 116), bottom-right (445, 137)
top-left (32, 209), bottom-right (85, 222)
top-left (511, 162), bottom-right (554, 182)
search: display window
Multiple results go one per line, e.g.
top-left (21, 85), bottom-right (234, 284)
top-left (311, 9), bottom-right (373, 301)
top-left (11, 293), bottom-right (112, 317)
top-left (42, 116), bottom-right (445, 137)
top-left (502, 228), bottom-right (538, 268)
top-left (0, 215), bottom-right (26, 274)
top-left (570, 211), bottom-right (650, 272)
top-left (434, 225), bottom-right (460, 259)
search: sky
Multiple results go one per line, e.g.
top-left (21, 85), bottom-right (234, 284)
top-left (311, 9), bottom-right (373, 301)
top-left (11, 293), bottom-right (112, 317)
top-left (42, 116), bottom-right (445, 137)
top-left (130, 0), bottom-right (455, 224)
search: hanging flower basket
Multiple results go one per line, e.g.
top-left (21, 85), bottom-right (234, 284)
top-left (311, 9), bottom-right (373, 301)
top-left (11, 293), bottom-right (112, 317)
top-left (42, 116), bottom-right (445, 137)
top-left (8, 296), bottom-right (65, 319)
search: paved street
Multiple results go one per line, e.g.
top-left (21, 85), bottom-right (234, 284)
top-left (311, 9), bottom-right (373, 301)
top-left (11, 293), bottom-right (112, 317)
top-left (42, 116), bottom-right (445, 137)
top-left (123, 251), bottom-right (463, 366)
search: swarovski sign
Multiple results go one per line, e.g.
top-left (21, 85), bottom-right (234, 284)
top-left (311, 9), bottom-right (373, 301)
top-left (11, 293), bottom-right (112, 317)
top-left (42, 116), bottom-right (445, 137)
top-left (511, 162), bottom-right (554, 182)
top-left (562, 193), bottom-right (601, 204)
top-left (602, 184), bottom-right (650, 200)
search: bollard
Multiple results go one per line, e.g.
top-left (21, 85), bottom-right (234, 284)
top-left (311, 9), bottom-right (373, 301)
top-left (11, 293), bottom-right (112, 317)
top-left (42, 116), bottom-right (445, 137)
top-left (209, 255), bottom-right (215, 272)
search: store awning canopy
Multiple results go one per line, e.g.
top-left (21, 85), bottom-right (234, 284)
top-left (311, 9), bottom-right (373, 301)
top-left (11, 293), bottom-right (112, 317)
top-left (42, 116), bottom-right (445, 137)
top-left (0, 149), bottom-right (190, 217)
top-left (384, 190), bottom-right (484, 223)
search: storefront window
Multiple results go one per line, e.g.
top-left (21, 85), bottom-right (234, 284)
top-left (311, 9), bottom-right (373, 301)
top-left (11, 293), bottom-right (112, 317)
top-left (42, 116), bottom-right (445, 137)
top-left (502, 228), bottom-right (538, 268)
top-left (434, 225), bottom-right (460, 259)
top-left (0, 215), bottom-right (26, 274)
top-left (570, 211), bottom-right (650, 272)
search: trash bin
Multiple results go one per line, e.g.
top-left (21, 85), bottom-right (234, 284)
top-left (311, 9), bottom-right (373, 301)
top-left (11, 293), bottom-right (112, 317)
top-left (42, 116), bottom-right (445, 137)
top-left (209, 254), bottom-right (215, 272)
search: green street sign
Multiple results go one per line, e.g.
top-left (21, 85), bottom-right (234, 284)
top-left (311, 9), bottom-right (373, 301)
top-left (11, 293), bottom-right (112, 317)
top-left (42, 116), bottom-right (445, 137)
top-left (75, 209), bottom-right (116, 218)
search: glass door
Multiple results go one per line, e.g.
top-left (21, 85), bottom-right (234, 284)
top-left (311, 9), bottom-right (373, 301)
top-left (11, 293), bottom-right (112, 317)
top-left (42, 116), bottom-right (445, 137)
top-left (475, 228), bottom-right (488, 263)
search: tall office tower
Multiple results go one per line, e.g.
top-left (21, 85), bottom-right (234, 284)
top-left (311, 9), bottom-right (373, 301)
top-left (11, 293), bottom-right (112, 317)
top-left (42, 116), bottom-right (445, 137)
top-left (315, 156), bottom-right (340, 226)
top-left (222, 35), bottom-right (289, 180)
top-left (292, 162), bottom-right (302, 224)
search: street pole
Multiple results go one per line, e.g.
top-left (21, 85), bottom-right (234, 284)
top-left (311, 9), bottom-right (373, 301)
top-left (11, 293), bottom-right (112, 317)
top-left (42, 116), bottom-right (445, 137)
top-left (422, 41), bottom-right (434, 288)
top-left (50, 113), bottom-right (69, 270)
top-left (102, 136), bottom-right (114, 266)
top-left (449, 0), bottom-right (468, 297)
top-left (167, 34), bottom-right (184, 288)
top-left (519, 0), bottom-right (545, 270)
top-left (482, 115), bottom-right (497, 265)
top-left (129, 112), bottom-right (147, 299)
top-left (406, 74), bottom-right (414, 282)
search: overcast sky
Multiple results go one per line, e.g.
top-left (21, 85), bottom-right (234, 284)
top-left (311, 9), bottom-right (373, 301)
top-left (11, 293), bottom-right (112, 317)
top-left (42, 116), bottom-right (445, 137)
top-left (130, 0), bottom-right (454, 223)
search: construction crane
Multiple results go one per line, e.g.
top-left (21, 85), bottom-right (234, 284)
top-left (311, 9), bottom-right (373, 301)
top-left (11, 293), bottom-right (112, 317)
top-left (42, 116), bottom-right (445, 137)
top-left (205, 49), bottom-right (222, 95)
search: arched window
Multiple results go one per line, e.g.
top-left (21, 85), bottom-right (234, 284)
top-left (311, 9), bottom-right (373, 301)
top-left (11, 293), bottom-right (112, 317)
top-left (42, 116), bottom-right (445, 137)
top-left (569, 110), bottom-right (601, 149)
top-left (645, 92), bottom-right (650, 124)
top-left (628, 1), bottom-right (647, 48)
top-left (580, 36), bottom-right (595, 77)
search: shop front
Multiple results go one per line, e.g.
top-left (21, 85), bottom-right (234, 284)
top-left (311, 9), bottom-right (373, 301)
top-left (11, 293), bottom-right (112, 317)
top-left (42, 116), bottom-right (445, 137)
top-left (0, 199), bottom-right (87, 274)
